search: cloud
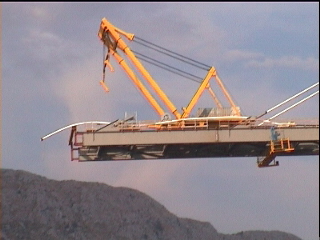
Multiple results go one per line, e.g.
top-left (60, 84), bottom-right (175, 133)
top-left (50, 54), bottom-right (112, 122)
top-left (247, 56), bottom-right (319, 72)
top-left (223, 49), bottom-right (319, 72)
top-left (224, 50), bottom-right (265, 62)
top-left (30, 5), bottom-right (48, 18)
top-left (22, 29), bottom-right (65, 61)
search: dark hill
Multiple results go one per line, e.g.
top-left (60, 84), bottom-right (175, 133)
top-left (1, 169), bottom-right (302, 240)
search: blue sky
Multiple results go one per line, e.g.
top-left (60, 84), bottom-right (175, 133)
top-left (2, 2), bottom-right (319, 240)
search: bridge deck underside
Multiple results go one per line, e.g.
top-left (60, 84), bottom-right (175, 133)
top-left (74, 126), bottom-right (319, 161)
top-left (77, 141), bottom-right (318, 161)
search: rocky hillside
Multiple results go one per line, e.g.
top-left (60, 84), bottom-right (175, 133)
top-left (1, 169), bottom-right (302, 240)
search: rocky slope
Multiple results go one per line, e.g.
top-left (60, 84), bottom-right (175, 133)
top-left (1, 169), bottom-right (302, 240)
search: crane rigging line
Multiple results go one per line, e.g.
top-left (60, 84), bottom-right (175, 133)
top-left (132, 50), bottom-right (203, 83)
top-left (133, 50), bottom-right (241, 114)
top-left (256, 82), bottom-right (319, 119)
top-left (135, 54), bottom-right (202, 83)
top-left (257, 90), bottom-right (319, 126)
top-left (134, 36), bottom-right (211, 71)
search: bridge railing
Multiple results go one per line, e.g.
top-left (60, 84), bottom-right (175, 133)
top-left (80, 118), bottom-right (319, 132)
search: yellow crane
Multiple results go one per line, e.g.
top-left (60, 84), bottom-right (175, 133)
top-left (97, 17), bottom-right (241, 122)
top-left (40, 17), bottom-right (319, 167)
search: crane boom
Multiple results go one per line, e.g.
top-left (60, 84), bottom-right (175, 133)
top-left (98, 17), bottom-right (241, 120)
top-left (109, 48), bottom-right (166, 117)
top-left (181, 67), bottom-right (216, 118)
top-left (181, 67), bottom-right (241, 118)
top-left (98, 18), bottom-right (181, 119)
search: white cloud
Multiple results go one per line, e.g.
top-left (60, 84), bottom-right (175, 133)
top-left (50, 55), bottom-right (111, 122)
top-left (223, 49), bottom-right (319, 72)
top-left (247, 56), bottom-right (319, 72)
top-left (224, 49), bottom-right (264, 62)
top-left (21, 28), bottom-right (69, 63)
top-left (30, 5), bottom-right (49, 18)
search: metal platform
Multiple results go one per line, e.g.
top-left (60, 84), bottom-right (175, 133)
top-left (69, 120), bottom-right (319, 167)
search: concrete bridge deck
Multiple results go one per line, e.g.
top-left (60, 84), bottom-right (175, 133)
top-left (71, 124), bottom-right (319, 165)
